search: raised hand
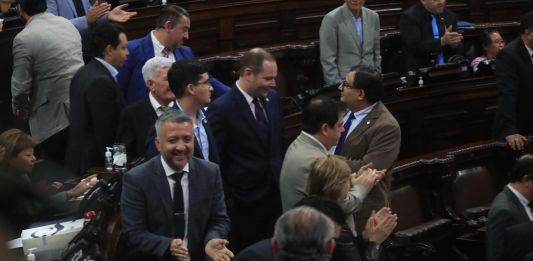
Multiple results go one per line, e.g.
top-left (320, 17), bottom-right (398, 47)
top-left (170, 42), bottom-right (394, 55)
top-left (108, 4), bottom-right (137, 23)
top-left (86, 1), bottom-right (110, 24)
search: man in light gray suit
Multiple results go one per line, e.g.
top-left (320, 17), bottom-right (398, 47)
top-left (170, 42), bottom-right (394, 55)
top-left (11, 0), bottom-right (84, 164)
top-left (320, 0), bottom-right (381, 86)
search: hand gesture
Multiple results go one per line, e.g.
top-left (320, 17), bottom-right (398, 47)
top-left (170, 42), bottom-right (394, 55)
top-left (66, 174), bottom-right (99, 199)
top-left (440, 25), bottom-right (463, 48)
top-left (352, 162), bottom-right (385, 191)
top-left (505, 134), bottom-right (528, 151)
top-left (362, 207), bottom-right (398, 244)
top-left (205, 239), bottom-right (234, 261)
top-left (170, 238), bottom-right (189, 260)
top-left (108, 4), bottom-right (137, 23)
top-left (86, 1), bottom-right (110, 24)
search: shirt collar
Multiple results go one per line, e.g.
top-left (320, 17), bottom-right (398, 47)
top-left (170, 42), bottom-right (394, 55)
top-left (149, 93), bottom-right (173, 112)
top-left (235, 81), bottom-right (255, 106)
top-left (151, 30), bottom-right (168, 56)
top-left (350, 102), bottom-right (377, 119)
top-left (175, 100), bottom-right (206, 125)
top-left (161, 156), bottom-right (189, 177)
top-left (94, 57), bottom-right (119, 80)
top-left (507, 184), bottom-right (531, 209)
top-left (301, 131), bottom-right (329, 154)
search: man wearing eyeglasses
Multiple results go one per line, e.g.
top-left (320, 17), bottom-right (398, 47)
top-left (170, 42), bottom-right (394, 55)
top-left (117, 4), bottom-right (230, 105)
top-left (334, 65), bottom-right (401, 233)
top-left (144, 60), bottom-right (220, 165)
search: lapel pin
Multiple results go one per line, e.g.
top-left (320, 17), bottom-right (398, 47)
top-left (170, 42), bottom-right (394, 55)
top-left (366, 120), bottom-right (371, 125)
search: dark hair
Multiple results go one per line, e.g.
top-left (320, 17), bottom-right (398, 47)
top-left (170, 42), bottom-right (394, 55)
top-left (301, 96), bottom-right (345, 135)
top-left (168, 60), bottom-right (208, 98)
top-left (238, 48), bottom-right (276, 76)
top-left (350, 65), bottom-right (384, 103)
top-left (520, 11), bottom-right (533, 34)
top-left (294, 196), bottom-right (346, 225)
top-left (155, 5), bottom-right (189, 29)
top-left (0, 129), bottom-right (35, 169)
top-left (508, 154), bottom-right (533, 183)
top-left (90, 22), bottom-right (125, 58)
top-left (480, 29), bottom-right (500, 47)
top-left (16, 0), bottom-right (46, 16)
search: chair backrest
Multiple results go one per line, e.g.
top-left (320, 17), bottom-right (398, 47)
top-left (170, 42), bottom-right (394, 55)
top-left (452, 166), bottom-right (497, 218)
top-left (390, 184), bottom-right (426, 231)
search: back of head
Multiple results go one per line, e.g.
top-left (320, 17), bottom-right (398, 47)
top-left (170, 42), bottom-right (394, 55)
top-left (168, 60), bottom-right (208, 98)
top-left (350, 65), bottom-right (384, 103)
top-left (301, 96), bottom-right (345, 135)
top-left (508, 154), bottom-right (533, 183)
top-left (294, 196), bottom-right (346, 225)
top-left (306, 156), bottom-right (351, 202)
top-left (16, 0), bottom-right (46, 16)
top-left (90, 22), bottom-right (125, 58)
top-left (155, 4), bottom-right (189, 28)
top-left (520, 11), bottom-right (533, 34)
top-left (273, 206), bottom-right (335, 261)
top-left (0, 129), bottom-right (35, 169)
top-left (238, 48), bottom-right (276, 76)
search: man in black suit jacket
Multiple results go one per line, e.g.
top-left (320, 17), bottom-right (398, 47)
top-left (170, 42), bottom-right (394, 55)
top-left (504, 222), bottom-right (533, 261)
top-left (399, 0), bottom-right (464, 72)
top-left (207, 48), bottom-right (285, 252)
top-left (116, 57), bottom-right (175, 162)
top-left (144, 60), bottom-right (220, 164)
top-left (493, 11), bottom-right (533, 151)
top-left (66, 22), bottom-right (128, 175)
top-left (487, 155), bottom-right (533, 261)
top-left (121, 110), bottom-right (232, 261)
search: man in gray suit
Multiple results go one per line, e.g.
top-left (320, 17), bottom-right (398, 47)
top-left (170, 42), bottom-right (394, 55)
top-left (320, 0), bottom-right (381, 86)
top-left (487, 154), bottom-right (533, 261)
top-left (11, 0), bottom-right (84, 164)
top-left (334, 65), bottom-right (401, 233)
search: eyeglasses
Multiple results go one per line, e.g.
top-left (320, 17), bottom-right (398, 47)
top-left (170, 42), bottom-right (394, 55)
top-left (340, 80), bottom-right (355, 90)
top-left (194, 80), bottom-right (212, 87)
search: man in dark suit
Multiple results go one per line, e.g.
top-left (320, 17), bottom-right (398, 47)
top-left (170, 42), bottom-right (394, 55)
top-left (66, 22), bottom-right (128, 175)
top-left (121, 110), bottom-right (232, 261)
top-left (335, 66), bottom-right (401, 233)
top-left (399, 0), bottom-right (464, 72)
top-left (487, 155), bottom-right (533, 261)
top-left (504, 222), bottom-right (533, 261)
top-left (117, 5), bottom-right (229, 105)
top-left (207, 48), bottom-right (285, 252)
top-left (144, 60), bottom-right (220, 164)
top-left (493, 11), bottom-right (533, 151)
top-left (116, 57), bottom-right (175, 162)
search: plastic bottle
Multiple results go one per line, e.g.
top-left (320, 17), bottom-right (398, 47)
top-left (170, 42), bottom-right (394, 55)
top-left (105, 147), bottom-right (113, 171)
top-left (27, 248), bottom-right (36, 261)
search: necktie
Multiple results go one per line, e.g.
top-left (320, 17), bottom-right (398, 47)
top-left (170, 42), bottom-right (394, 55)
top-left (334, 112), bottom-right (355, 155)
top-left (162, 48), bottom-right (171, 58)
top-left (73, 0), bottom-right (86, 17)
top-left (431, 15), bottom-right (445, 65)
top-left (252, 98), bottom-right (269, 143)
top-left (172, 171), bottom-right (185, 239)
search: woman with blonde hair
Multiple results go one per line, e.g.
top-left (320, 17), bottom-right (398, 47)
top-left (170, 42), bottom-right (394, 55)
top-left (306, 155), bottom-right (397, 261)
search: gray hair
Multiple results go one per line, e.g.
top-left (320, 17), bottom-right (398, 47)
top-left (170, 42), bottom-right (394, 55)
top-left (142, 57), bottom-right (174, 84)
top-left (155, 110), bottom-right (193, 138)
top-left (273, 206), bottom-right (335, 261)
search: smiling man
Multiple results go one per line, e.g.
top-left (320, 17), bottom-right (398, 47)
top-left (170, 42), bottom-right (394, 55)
top-left (399, 0), bottom-right (464, 72)
top-left (320, 0), bottom-right (381, 86)
top-left (121, 110), bottom-right (232, 261)
top-left (207, 48), bottom-right (286, 252)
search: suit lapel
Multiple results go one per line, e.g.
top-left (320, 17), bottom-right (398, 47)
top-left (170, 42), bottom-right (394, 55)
top-left (517, 40), bottom-right (533, 72)
top-left (231, 88), bottom-right (265, 143)
top-left (66, 0), bottom-right (77, 16)
top-left (504, 187), bottom-right (531, 222)
top-left (153, 158), bottom-right (174, 224)
top-left (186, 158), bottom-right (198, 227)
top-left (345, 102), bottom-right (383, 144)
top-left (142, 34), bottom-right (156, 62)
top-left (361, 8), bottom-right (372, 53)
top-left (341, 4), bottom-right (362, 53)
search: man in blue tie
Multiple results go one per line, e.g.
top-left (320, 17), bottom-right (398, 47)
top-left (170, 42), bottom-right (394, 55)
top-left (334, 65), bottom-right (401, 233)
top-left (399, 0), bottom-right (464, 72)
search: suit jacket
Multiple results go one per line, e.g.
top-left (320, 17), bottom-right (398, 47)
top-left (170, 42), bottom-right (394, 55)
top-left (504, 222), bottom-right (533, 261)
top-left (320, 4), bottom-right (381, 85)
top-left (206, 87), bottom-right (285, 202)
top-left (144, 106), bottom-right (221, 165)
top-left (399, 3), bottom-right (463, 72)
top-left (116, 34), bottom-right (230, 104)
top-left (339, 101), bottom-right (401, 232)
top-left (11, 13), bottom-right (84, 144)
top-left (116, 97), bottom-right (157, 162)
top-left (279, 132), bottom-right (368, 219)
top-left (121, 156), bottom-right (230, 260)
top-left (492, 37), bottom-right (533, 139)
top-left (487, 186), bottom-right (532, 261)
top-left (66, 59), bottom-right (126, 175)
